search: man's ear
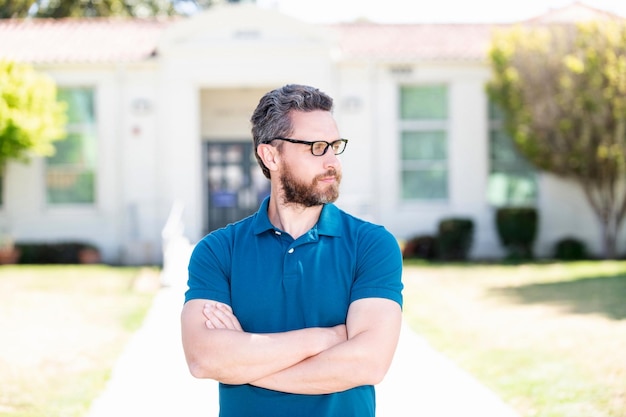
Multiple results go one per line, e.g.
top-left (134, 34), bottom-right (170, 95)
top-left (257, 143), bottom-right (280, 172)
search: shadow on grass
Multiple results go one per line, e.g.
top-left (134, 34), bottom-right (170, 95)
top-left (489, 274), bottom-right (626, 320)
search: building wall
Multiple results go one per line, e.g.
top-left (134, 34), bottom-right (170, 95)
top-left (1, 7), bottom-right (620, 263)
top-left (537, 174), bottom-right (609, 257)
top-left (341, 61), bottom-right (505, 258)
top-left (333, 58), bottom-right (617, 259)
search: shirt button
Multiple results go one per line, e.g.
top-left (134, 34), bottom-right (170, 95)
top-left (288, 248), bottom-right (294, 254)
top-left (275, 230), bottom-right (282, 235)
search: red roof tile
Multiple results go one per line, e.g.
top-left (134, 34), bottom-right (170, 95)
top-left (524, 1), bottom-right (623, 23)
top-left (329, 23), bottom-right (504, 62)
top-left (0, 18), bottom-right (503, 64)
top-left (0, 18), bottom-right (173, 64)
top-left (0, 3), bottom-right (622, 65)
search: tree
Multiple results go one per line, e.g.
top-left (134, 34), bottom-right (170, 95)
top-left (0, 0), bottom-right (32, 18)
top-left (0, 0), bottom-right (246, 18)
top-left (0, 60), bottom-right (66, 170)
top-left (487, 21), bottom-right (626, 259)
top-left (22, 0), bottom-right (175, 18)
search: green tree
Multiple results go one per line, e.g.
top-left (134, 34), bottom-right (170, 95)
top-left (0, 0), bottom-right (244, 18)
top-left (0, 0), bottom-right (32, 18)
top-left (487, 21), bottom-right (626, 259)
top-left (25, 0), bottom-right (175, 18)
top-left (0, 60), bottom-right (66, 170)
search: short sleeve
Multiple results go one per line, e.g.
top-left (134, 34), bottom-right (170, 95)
top-left (185, 232), bottom-right (233, 305)
top-left (350, 225), bottom-right (403, 308)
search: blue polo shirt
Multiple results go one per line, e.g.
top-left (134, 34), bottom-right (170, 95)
top-left (186, 197), bottom-right (403, 417)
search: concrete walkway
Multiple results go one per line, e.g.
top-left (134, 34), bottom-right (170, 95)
top-left (87, 278), bottom-right (520, 417)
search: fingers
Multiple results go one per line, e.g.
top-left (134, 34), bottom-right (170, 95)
top-left (203, 302), bottom-right (243, 331)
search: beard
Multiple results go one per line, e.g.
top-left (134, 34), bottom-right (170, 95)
top-left (280, 165), bottom-right (341, 207)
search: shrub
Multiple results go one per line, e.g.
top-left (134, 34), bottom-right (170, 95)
top-left (402, 235), bottom-right (438, 260)
top-left (15, 241), bottom-right (100, 264)
top-left (495, 207), bottom-right (538, 261)
top-left (437, 218), bottom-right (474, 261)
top-left (554, 237), bottom-right (588, 261)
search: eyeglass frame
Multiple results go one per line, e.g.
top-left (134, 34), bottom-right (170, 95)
top-left (264, 137), bottom-right (349, 156)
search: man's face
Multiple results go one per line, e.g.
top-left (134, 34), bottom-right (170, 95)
top-left (278, 110), bottom-right (343, 207)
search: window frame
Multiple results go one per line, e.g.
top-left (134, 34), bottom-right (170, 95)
top-left (45, 87), bottom-right (97, 206)
top-left (398, 84), bottom-right (450, 202)
top-left (487, 103), bottom-right (538, 207)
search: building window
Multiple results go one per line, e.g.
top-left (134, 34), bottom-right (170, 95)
top-left (399, 85), bottom-right (448, 200)
top-left (488, 102), bottom-right (537, 206)
top-left (46, 88), bottom-right (96, 205)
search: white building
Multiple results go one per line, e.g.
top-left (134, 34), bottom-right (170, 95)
top-left (0, 2), bottom-right (621, 264)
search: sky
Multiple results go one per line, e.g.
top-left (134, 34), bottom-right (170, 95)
top-left (255, 0), bottom-right (626, 24)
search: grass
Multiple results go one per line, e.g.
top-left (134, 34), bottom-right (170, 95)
top-left (0, 265), bottom-right (160, 417)
top-left (401, 260), bottom-right (626, 417)
top-left (1, 261), bottom-right (625, 417)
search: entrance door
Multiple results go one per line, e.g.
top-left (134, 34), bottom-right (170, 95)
top-left (204, 141), bottom-right (269, 232)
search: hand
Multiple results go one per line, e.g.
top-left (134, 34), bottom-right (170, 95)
top-left (203, 302), bottom-right (243, 331)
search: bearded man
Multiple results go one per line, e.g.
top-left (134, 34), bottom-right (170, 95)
top-left (181, 84), bottom-right (403, 417)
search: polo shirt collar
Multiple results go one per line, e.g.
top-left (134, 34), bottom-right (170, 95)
top-left (252, 197), bottom-right (274, 235)
top-left (317, 202), bottom-right (342, 237)
top-left (252, 196), bottom-right (342, 237)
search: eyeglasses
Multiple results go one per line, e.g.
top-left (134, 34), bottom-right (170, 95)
top-left (266, 137), bottom-right (348, 156)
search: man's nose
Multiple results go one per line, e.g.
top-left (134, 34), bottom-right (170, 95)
top-left (323, 149), bottom-right (340, 169)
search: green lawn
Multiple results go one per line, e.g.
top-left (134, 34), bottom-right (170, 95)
top-left (402, 261), bottom-right (626, 417)
top-left (1, 262), bottom-right (624, 417)
top-left (0, 265), bottom-right (160, 417)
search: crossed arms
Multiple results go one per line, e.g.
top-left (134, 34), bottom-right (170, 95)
top-left (180, 297), bottom-right (402, 395)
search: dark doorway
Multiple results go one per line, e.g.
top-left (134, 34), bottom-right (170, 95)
top-left (204, 141), bottom-right (269, 233)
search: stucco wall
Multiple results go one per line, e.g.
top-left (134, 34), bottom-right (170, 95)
top-left (1, 6), bottom-right (620, 264)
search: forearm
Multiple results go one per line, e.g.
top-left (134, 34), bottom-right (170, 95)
top-left (187, 327), bottom-right (337, 384)
top-left (250, 333), bottom-right (382, 394)
top-left (251, 299), bottom-right (402, 395)
top-left (181, 299), bottom-right (346, 385)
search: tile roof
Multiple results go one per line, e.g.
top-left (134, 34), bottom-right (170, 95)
top-left (329, 1), bottom-right (625, 62)
top-left (0, 3), bottom-right (622, 65)
top-left (0, 18), bottom-right (503, 64)
top-left (524, 1), bottom-right (623, 23)
top-left (0, 18), bottom-right (173, 64)
top-left (329, 23), bottom-right (504, 62)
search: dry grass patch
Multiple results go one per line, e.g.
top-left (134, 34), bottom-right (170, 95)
top-left (402, 261), bottom-right (626, 417)
top-left (0, 265), bottom-right (160, 417)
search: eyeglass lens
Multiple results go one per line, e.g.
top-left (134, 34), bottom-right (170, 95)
top-left (312, 140), bottom-right (346, 156)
